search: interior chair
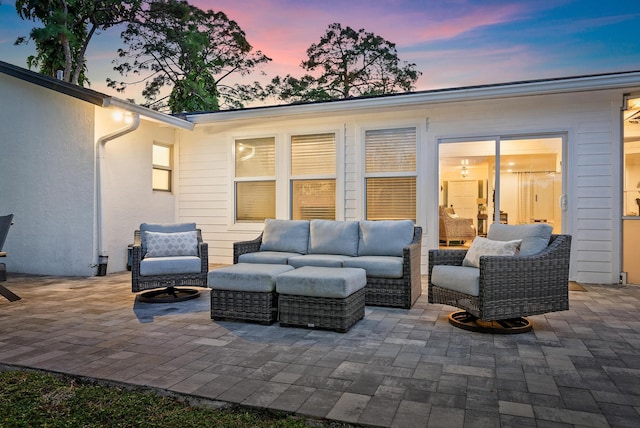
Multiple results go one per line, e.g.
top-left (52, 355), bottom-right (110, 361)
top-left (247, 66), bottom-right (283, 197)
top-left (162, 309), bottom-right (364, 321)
top-left (0, 214), bottom-right (20, 302)
top-left (131, 222), bottom-right (208, 303)
top-left (439, 205), bottom-right (476, 246)
top-left (429, 223), bottom-right (571, 333)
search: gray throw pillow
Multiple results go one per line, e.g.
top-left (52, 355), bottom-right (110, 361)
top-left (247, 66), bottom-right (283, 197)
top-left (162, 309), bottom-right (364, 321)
top-left (144, 230), bottom-right (198, 257)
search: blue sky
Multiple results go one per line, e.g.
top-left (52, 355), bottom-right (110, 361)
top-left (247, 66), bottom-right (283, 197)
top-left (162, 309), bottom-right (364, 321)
top-left (1, 0), bottom-right (639, 106)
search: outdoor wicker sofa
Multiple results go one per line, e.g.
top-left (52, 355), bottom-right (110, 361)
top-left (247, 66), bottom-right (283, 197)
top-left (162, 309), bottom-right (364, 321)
top-left (428, 223), bottom-right (571, 332)
top-left (131, 223), bottom-right (209, 298)
top-left (233, 219), bottom-right (422, 309)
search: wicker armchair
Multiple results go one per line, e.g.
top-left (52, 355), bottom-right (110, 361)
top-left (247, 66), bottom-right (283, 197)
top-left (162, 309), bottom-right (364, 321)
top-left (439, 206), bottom-right (476, 246)
top-left (131, 223), bottom-right (208, 302)
top-left (428, 233), bottom-right (572, 332)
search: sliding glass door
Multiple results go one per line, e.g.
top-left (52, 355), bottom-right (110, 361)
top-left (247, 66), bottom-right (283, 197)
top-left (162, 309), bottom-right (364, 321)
top-left (438, 135), bottom-right (564, 243)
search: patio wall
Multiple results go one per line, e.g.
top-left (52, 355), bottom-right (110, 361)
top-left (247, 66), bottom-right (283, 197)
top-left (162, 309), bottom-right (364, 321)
top-left (176, 88), bottom-right (625, 284)
top-left (0, 73), bottom-right (96, 276)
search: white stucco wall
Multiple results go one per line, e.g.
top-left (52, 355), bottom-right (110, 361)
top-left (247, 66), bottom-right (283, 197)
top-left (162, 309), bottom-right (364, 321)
top-left (96, 113), bottom-right (178, 273)
top-left (0, 74), bottom-right (96, 276)
top-left (177, 88), bottom-right (631, 285)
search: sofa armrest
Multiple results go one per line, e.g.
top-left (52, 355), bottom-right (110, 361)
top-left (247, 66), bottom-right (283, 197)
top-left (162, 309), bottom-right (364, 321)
top-left (233, 233), bottom-right (263, 264)
top-left (401, 226), bottom-right (422, 306)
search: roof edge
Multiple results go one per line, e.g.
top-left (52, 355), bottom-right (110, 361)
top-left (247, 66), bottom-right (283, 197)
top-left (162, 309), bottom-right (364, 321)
top-left (186, 70), bottom-right (640, 123)
top-left (0, 60), bottom-right (193, 130)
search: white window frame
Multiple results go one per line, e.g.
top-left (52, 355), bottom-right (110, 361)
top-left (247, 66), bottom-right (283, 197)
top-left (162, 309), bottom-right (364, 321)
top-left (362, 125), bottom-right (418, 221)
top-left (152, 142), bottom-right (172, 192)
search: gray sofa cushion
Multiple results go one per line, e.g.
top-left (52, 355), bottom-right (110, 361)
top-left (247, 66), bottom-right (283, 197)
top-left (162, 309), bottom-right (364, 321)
top-left (139, 256), bottom-right (201, 276)
top-left (276, 266), bottom-right (366, 298)
top-left (238, 251), bottom-right (299, 264)
top-left (358, 220), bottom-right (414, 256)
top-left (308, 220), bottom-right (359, 256)
top-left (288, 254), bottom-right (353, 268)
top-left (488, 223), bottom-right (552, 256)
top-left (430, 265), bottom-right (480, 296)
top-left (343, 256), bottom-right (403, 278)
top-left (208, 263), bottom-right (294, 292)
top-left (260, 219), bottom-right (310, 254)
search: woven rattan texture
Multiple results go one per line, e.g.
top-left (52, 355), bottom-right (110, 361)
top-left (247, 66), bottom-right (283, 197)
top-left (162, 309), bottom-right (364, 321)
top-left (428, 234), bottom-right (572, 321)
top-left (233, 226), bottom-right (422, 309)
top-left (131, 229), bottom-right (209, 293)
top-left (278, 288), bottom-right (365, 333)
top-left (211, 289), bottom-right (278, 324)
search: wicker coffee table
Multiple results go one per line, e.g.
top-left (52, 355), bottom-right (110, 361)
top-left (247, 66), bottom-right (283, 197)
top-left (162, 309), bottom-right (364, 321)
top-left (275, 266), bottom-right (366, 333)
top-left (208, 263), bottom-right (294, 324)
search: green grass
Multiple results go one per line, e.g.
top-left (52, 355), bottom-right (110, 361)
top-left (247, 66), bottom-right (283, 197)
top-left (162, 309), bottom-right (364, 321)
top-left (0, 370), bottom-right (356, 427)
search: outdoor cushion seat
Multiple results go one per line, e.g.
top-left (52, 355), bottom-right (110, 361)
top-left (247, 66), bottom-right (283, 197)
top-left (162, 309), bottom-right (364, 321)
top-left (342, 256), bottom-right (404, 278)
top-left (287, 254), bottom-right (353, 268)
top-left (209, 263), bottom-right (294, 324)
top-left (139, 256), bottom-right (202, 276)
top-left (238, 251), bottom-right (301, 264)
top-left (429, 265), bottom-right (480, 296)
top-left (276, 266), bottom-right (366, 299)
top-left (276, 266), bottom-right (366, 332)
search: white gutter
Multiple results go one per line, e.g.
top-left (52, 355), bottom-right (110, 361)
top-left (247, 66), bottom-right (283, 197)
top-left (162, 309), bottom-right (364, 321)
top-left (95, 113), bottom-right (140, 275)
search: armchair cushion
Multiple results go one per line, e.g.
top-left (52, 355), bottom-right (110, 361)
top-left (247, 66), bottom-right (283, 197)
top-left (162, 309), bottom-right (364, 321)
top-left (488, 223), bottom-right (552, 256)
top-left (462, 236), bottom-right (522, 268)
top-left (140, 256), bottom-right (202, 276)
top-left (309, 220), bottom-right (359, 256)
top-left (358, 220), bottom-right (414, 256)
top-left (431, 265), bottom-right (480, 296)
top-left (260, 219), bottom-right (310, 254)
top-left (144, 230), bottom-right (198, 257)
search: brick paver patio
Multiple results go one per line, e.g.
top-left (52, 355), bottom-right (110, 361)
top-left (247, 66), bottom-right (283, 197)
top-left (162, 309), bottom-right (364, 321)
top-left (1, 271), bottom-right (639, 427)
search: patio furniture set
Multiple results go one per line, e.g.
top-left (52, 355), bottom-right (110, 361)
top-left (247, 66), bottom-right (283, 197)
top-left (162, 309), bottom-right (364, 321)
top-left (129, 218), bottom-right (572, 334)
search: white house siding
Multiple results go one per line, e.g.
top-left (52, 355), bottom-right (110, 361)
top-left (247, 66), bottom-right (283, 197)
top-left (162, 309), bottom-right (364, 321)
top-left (96, 113), bottom-right (178, 273)
top-left (0, 73), bottom-right (96, 276)
top-left (178, 87), bottom-right (630, 284)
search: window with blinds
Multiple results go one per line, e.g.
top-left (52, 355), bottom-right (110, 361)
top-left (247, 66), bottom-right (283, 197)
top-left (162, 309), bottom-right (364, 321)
top-left (291, 133), bottom-right (336, 220)
top-left (365, 127), bottom-right (417, 221)
top-left (235, 137), bottom-right (276, 222)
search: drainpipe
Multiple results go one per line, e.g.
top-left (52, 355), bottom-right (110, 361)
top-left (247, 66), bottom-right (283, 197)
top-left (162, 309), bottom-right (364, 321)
top-left (95, 113), bottom-right (140, 275)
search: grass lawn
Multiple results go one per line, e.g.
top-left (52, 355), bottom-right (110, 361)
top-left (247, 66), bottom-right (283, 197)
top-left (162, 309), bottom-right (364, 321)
top-left (0, 369), bottom-right (357, 427)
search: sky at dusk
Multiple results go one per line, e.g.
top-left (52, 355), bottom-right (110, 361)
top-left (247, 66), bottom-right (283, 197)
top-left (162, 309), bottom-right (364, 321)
top-left (1, 0), bottom-right (639, 106)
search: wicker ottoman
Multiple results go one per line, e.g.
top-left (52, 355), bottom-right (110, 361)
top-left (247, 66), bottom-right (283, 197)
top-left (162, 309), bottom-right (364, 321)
top-left (208, 263), bottom-right (294, 324)
top-left (276, 266), bottom-right (366, 333)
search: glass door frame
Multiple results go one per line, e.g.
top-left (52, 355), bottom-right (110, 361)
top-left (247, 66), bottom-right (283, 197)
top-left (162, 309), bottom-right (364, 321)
top-left (437, 132), bottom-right (568, 233)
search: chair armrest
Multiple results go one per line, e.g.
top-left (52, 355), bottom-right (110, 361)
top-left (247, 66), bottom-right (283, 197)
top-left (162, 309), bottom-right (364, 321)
top-left (233, 233), bottom-right (263, 264)
top-left (427, 248), bottom-right (468, 303)
top-left (479, 234), bottom-right (572, 299)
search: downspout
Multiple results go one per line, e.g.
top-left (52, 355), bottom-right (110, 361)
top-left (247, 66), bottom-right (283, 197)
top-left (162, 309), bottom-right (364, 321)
top-left (95, 113), bottom-right (140, 275)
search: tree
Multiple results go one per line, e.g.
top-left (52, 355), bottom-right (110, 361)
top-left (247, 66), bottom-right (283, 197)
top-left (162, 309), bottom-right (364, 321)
top-left (267, 23), bottom-right (421, 103)
top-left (14, 0), bottom-right (141, 85)
top-left (108, 0), bottom-right (270, 113)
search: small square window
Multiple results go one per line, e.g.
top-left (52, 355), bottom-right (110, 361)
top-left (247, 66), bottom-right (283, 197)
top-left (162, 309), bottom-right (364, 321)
top-left (153, 143), bottom-right (172, 191)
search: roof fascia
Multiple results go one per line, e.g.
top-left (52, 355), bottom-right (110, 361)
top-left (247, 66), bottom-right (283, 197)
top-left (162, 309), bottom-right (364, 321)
top-left (186, 71), bottom-right (640, 124)
top-left (0, 60), bottom-right (193, 130)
